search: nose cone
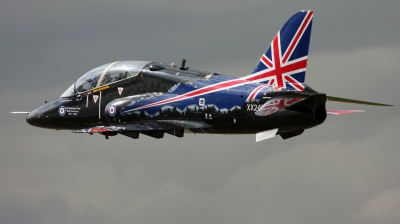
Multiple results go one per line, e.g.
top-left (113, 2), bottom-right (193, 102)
top-left (26, 108), bottom-right (42, 127)
top-left (26, 103), bottom-right (54, 128)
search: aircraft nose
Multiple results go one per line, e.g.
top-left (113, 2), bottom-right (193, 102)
top-left (26, 109), bottom-right (40, 127)
top-left (26, 106), bottom-right (51, 127)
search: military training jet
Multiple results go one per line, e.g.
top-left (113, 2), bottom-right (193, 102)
top-left (13, 10), bottom-right (392, 141)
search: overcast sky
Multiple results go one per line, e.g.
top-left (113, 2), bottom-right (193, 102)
top-left (1, 0), bottom-right (400, 224)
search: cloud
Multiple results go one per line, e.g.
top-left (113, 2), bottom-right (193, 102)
top-left (1, 0), bottom-right (400, 223)
top-left (221, 118), bottom-right (400, 224)
top-left (358, 189), bottom-right (400, 224)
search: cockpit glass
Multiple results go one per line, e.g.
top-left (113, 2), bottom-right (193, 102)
top-left (99, 61), bottom-right (146, 86)
top-left (60, 83), bottom-right (75, 98)
top-left (75, 61), bottom-right (149, 93)
top-left (75, 63), bottom-right (113, 93)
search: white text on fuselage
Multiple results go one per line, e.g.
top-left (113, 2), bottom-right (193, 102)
top-left (247, 104), bottom-right (262, 111)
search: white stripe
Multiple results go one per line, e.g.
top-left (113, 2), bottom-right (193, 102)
top-left (244, 68), bottom-right (306, 86)
top-left (126, 81), bottom-right (247, 112)
top-left (277, 32), bottom-right (283, 64)
top-left (282, 12), bottom-right (313, 62)
top-left (282, 12), bottom-right (308, 60)
top-left (281, 56), bottom-right (308, 67)
top-left (99, 91), bottom-right (102, 119)
top-left (244, 67), bottom-right (274, 79)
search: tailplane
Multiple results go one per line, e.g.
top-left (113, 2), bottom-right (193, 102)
top-left (244, 11), bottom-right (314, 91)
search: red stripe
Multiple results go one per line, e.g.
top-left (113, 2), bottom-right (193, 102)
top-left (248, 86), bottom-right (262, 100)
top-left (269, 79), bottom-right (275, 86)
top-left (285, 76), bottom-right (304, 91)
top-left (246, 58), bottom-right (307, 83)
top-left (261, 55), bottom-right (273, 67)
top-left (133, 79), bottom-right (247, 110)
top-left (247, 84), bottom-right (269, 100)
top-left (282, 12), bottom-right (313, 63)
top-left (273, 36), bottom-right (284, 88)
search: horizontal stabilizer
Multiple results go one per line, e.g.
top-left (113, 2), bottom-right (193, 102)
top-left (327, 96), bottom-right (393, 106)
top-left (327, 110), bottom-right (365, 115)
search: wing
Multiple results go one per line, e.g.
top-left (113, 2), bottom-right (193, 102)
top-left (72, 120), bottom-right (212, 139)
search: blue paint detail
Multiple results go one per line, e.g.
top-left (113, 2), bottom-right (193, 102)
top-left (290, 72), bottom-right (306, 84)
top-left (119, 80), bottom-right (260, 116)
top-left (253, 60), bottom-right (268, 72)
top-left (279, 11), bottom-right (311, 56)
top-left (288, 20), bottom-right (313, 62)
top-left (116, 70), bottom-right (283, 117)
top-left (167, 83), bottom-right (195, 94)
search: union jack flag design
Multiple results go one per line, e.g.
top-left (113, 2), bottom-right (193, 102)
top-left (248, 10), bottom-right (313, 91)
top-left (246, 84), bottom-right (270, 101)
top-left (255, 98), bottom-right (305, 116)
top-left (127, 11), bottom-right (313, 112)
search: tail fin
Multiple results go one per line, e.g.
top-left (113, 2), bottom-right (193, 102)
top-left (245, 11), bottom-right (313, 91)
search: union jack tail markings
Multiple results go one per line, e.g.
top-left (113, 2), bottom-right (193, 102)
top-left (248, 10), bottom-right (313, 91)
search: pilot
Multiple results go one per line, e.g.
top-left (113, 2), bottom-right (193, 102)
top-left (88, 76), bottom-right (98, 88)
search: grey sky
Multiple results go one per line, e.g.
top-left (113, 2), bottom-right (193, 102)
top-left (1, 0), bottom-right (400, 224)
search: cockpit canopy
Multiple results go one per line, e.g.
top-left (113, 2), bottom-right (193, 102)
top-left (60, 61), bottom-right (150, 97)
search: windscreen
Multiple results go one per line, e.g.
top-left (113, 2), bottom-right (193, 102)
top-left (60, 83), bottom-right (75, 98)
top-left (98, 61), bottom-right (147, 86)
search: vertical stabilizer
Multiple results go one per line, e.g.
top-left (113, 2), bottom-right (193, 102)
top-left (245, 11), bottom-right (313, 91)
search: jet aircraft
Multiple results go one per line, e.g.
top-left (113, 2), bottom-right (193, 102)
top-left (15, 10), bottom-right (392, 141)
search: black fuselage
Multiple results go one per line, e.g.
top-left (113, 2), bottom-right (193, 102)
top-left (27, 61), bottom-right (327, 139)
